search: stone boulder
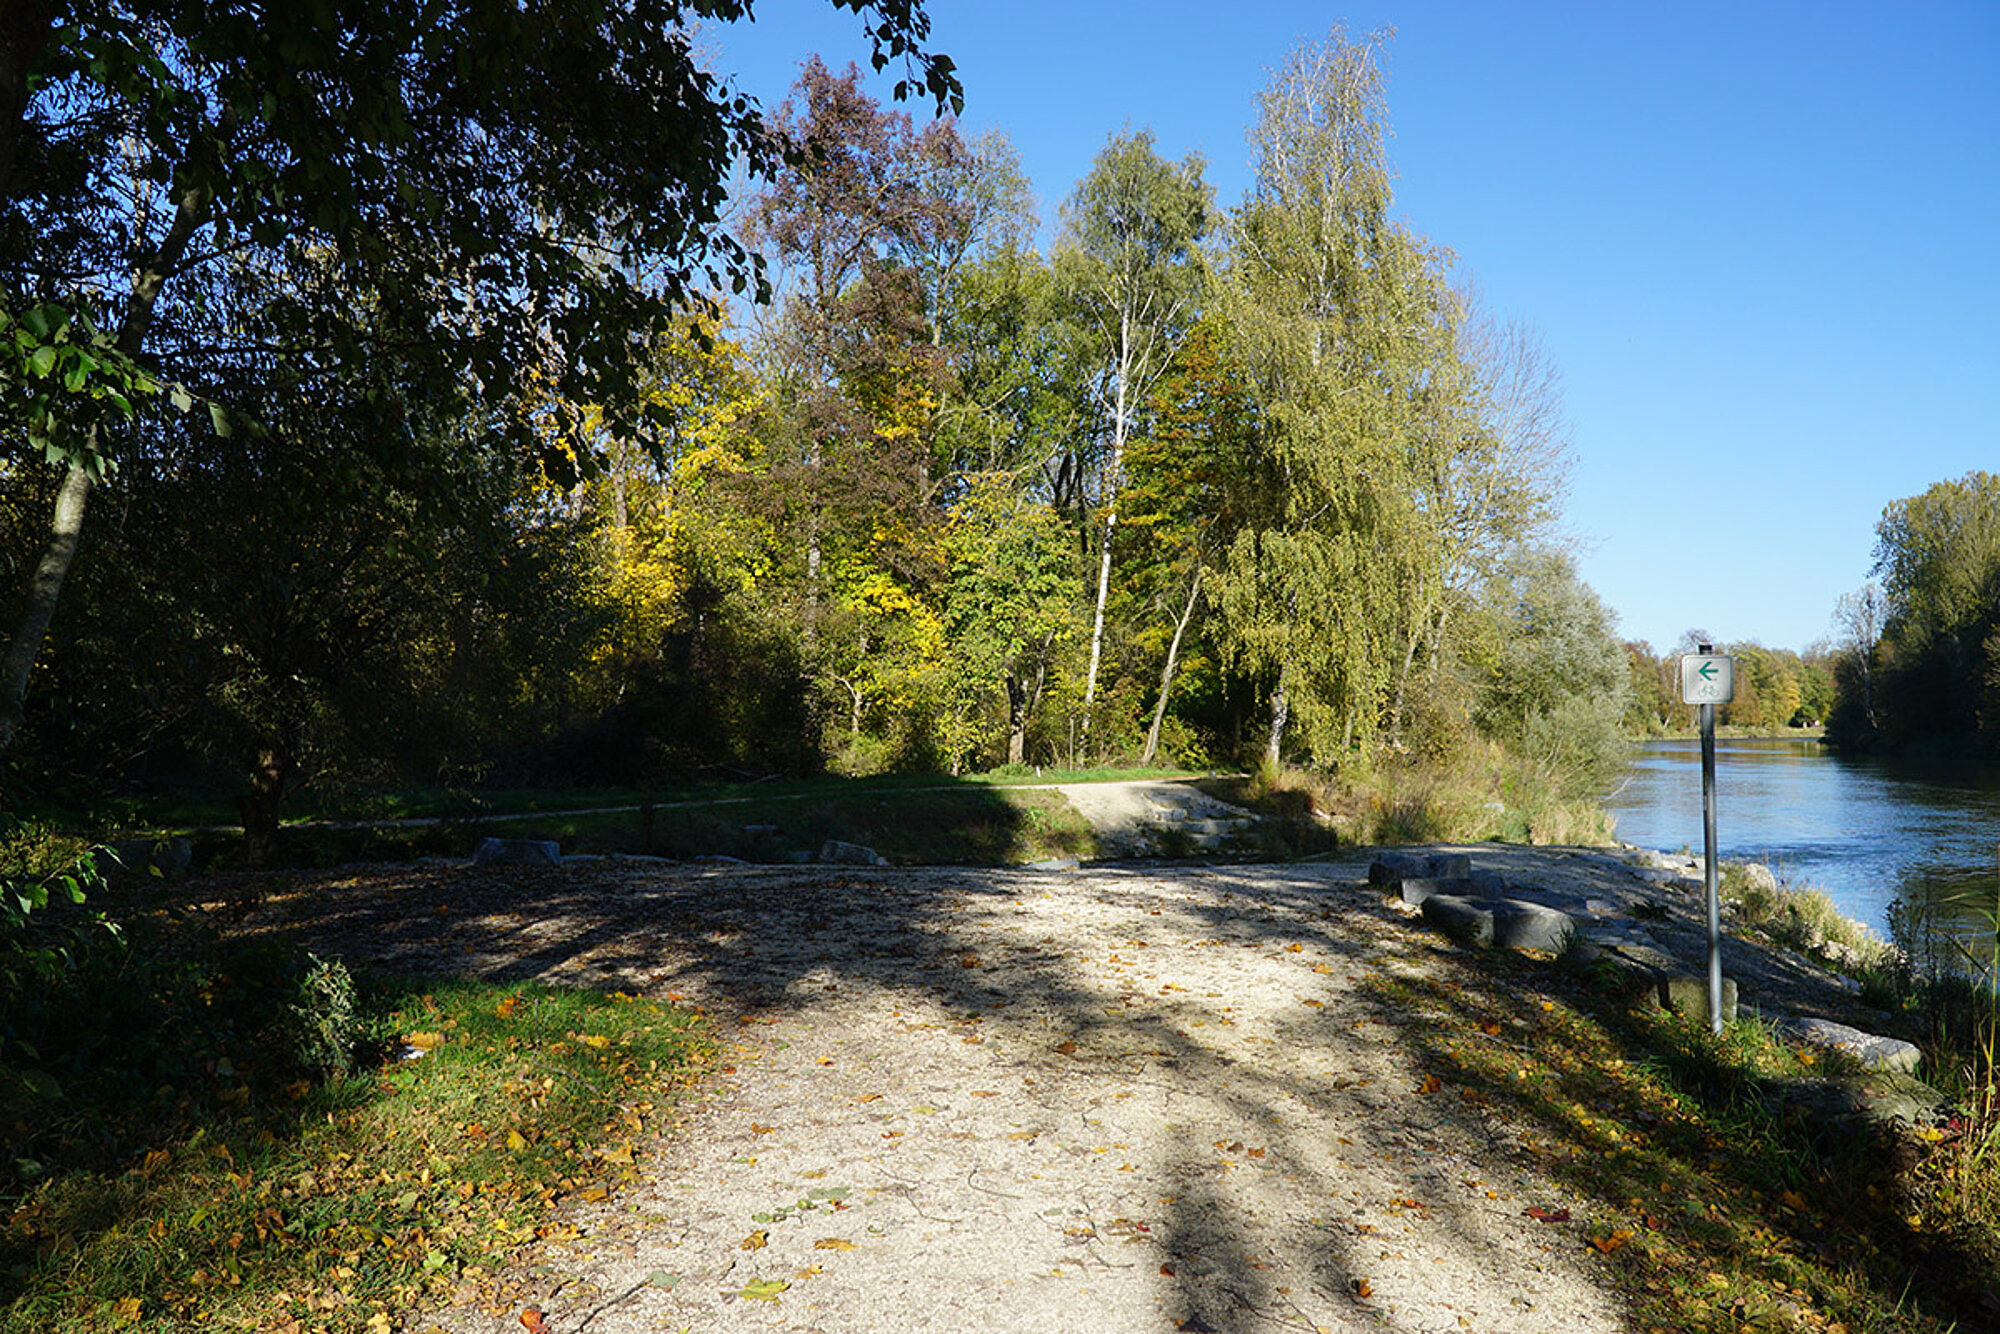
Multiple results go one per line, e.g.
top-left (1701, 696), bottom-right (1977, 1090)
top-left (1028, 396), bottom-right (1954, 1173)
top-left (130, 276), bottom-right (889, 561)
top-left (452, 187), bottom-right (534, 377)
top-left (471, 837), bottom-right (562, 868)
top-left (1777, 1016), bottom-right (1923, 1074)
top-left (817, 839), bottom-right (888, 867)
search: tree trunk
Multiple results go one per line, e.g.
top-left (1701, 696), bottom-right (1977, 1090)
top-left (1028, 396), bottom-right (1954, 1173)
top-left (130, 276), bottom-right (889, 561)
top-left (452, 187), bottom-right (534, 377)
top-left (1141, 565), bottom-right (1202, 766)
top-left (0, 456), bottom-right (91, 756)
top-left (1080, 311), bottom-right (1134, 739)
top-left (0, 177), bottom-right (206, 760)
top-left (1005, 675), bottom-right (1028, 766)
top-left (234, 745), bottom-right (292, 869)
top-left (1263, 675), bottom-right (1289, 773)
top-left (1387, 621), bottom-right (1421, 749)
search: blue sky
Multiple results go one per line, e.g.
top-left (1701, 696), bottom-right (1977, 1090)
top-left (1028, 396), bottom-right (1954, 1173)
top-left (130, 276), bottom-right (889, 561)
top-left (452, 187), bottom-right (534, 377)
top-left (718, 1), bottom-right (1998, 654)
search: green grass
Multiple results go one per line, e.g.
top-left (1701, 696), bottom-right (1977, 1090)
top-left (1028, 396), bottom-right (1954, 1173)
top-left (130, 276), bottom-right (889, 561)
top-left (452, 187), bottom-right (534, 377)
top-left (0, 944), bottom-right (710, 1333)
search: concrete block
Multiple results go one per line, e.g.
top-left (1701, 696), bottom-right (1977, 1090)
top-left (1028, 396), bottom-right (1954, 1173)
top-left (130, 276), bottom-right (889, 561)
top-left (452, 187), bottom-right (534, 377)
top-left (1491, 900), bottom-right (1576, 954)
top-left (1661, 974), bottom-right (1738, 1021)
top-left (1420, 894), bottom-right (1493, 947)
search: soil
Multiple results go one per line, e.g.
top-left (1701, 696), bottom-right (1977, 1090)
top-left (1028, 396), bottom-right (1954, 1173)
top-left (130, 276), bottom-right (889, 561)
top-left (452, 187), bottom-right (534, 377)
top-left (199, 834), bottom-right (1878, 1334)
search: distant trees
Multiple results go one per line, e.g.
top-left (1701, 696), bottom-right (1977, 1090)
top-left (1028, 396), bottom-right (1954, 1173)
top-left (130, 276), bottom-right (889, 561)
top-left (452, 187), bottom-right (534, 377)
top-left (1826, 471), bottom-right (2000, 750)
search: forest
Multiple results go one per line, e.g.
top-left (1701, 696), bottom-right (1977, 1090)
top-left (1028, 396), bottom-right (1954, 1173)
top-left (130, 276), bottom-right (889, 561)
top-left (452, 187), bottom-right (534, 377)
top-left (4, 8), bottom-right (1634, 854)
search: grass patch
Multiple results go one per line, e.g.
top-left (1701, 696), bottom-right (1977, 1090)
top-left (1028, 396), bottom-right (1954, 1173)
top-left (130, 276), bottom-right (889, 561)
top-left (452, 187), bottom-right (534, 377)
top-left (0, 920), bottom-right (710, 1333)
top-left (1373, 947), bottom-right (1986, 1331)
top-left (1721, 863), bottom-right (1892, 978)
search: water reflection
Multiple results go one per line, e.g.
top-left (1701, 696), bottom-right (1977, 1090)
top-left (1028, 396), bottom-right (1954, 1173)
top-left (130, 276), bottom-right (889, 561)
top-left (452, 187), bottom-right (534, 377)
top-left (1604, 737), bottom-right (2000, 937)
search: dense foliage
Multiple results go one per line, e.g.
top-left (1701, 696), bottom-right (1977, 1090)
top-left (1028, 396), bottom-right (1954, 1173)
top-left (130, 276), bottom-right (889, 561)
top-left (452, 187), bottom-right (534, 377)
top-left (2, 22), bottom-right (1636, 833)
top-left (1825, 470), bottom-right (2000, 752)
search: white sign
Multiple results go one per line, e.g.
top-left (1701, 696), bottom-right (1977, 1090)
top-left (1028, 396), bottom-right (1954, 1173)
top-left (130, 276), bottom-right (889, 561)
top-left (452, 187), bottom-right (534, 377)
top-left (1680, 654), bottom-right (1735, 705)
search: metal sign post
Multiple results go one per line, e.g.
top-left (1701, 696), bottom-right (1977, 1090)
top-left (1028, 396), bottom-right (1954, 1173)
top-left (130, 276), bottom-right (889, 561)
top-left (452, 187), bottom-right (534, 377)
top-left (1680, 645), bottom-right (1735, 1035)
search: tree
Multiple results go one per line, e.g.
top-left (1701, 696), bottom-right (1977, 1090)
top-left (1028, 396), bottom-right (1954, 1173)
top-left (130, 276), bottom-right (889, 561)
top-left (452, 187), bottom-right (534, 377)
top-left (1216, 27), bottom-right (1451, 768)
top-left (1056, 131), bottom-right (1212, 743)
top-left (1477, 549), bottom-right (1631, 797)
top-left (0, 0), bottom-right (959, 761)
top-left (937, 479), bottom-right (1079, 771)
top-left (1869, 471), bottom-right (2000, 743)
top-left (1831, 583), bottom-right (1887, 732)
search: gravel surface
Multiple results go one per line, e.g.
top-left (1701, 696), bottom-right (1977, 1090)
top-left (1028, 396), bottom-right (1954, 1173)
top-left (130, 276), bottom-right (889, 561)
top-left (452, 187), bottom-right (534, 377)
top-left (223, 851), bottom-right (1688, 1334)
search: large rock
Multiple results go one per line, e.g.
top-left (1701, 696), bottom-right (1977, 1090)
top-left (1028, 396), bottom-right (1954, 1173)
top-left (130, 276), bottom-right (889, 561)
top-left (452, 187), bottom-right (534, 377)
top-left (472, 837), bottom-right (562, 867)
top-left (817, 839), bottom-right (888, 867)
top-left (1778, 1016), bottom-right (1923, 1074)
top-left (1420, 894), bottom-right (1493, 946)
top-left (1737, 862), bottom-right (1780, 894)
top-left (1763, 1071), bottom-right (1950, 1134)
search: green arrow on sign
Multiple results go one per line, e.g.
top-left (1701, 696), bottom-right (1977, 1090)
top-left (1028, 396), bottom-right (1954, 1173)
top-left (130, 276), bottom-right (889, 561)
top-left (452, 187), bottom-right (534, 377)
top-left (1698, 662), bottom-right (1719, 681)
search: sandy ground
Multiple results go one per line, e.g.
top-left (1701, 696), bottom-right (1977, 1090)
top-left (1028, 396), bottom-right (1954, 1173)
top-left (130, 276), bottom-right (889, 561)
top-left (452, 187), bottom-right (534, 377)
top-left (223, 848), bottom-right (1712, 1334)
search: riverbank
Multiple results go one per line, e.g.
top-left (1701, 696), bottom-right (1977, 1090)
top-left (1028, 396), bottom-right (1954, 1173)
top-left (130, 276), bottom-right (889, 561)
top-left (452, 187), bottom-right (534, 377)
top-left (22, 842), bottom-right (1980, 1333)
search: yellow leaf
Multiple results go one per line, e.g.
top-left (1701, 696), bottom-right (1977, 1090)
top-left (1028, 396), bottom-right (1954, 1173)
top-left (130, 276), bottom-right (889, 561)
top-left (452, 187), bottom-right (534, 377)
top-left (741, 1229), bottom-right (768, 1251)
top-left (737, 1278), bottom-right (789, 1302)
top-left (814, 1237), bottom-right (857, 1251)
top-left (112, 1297), bottom-right (143, 1325)
top-left (601, 1143), bottom-right (634, 1165)
top-left (506, 1130), bottom-right (528, 1151)
top-left (405, 1031), bottom-right (444, 1051)
top-left (578, 1034), bottom-right (610, 1049)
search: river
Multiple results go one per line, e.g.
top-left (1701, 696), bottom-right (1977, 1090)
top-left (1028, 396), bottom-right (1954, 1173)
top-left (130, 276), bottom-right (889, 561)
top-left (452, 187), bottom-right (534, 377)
top-left (1602, 736), bottom-right (2000, 944)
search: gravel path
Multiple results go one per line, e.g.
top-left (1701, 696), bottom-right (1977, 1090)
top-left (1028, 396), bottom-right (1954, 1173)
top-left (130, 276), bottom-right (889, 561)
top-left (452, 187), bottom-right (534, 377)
top-left (230, 855), bottom-right (1651, 1334)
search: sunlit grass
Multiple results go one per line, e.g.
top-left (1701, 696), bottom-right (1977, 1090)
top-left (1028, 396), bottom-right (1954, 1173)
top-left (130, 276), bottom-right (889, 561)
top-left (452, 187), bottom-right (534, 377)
top-left (1371, 948), bottom-right (1979, 1332)
top-left (0, 976), bottom-right (710, 1333)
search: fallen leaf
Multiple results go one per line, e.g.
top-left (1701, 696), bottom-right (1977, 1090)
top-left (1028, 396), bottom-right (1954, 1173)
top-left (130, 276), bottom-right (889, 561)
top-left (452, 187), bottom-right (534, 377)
top-left (645, 1270), bottom-right (679, 1289)
top-left (519, 1309), bottom-right (549, 1334)
top-left (1054, 1040), bottom-right (1078, 1056)
top-left (578, 1034), bottom-right (610, 1049)
top-left (813, 1237), bottom-right (857, 1251)
top-left (405, 1031), bottom-right (444, 1051)
top-left (736, 1279), bottom-right (789, 1302)
top-left (1418, 1074), bottom-right (1443, 1095)
top-left (496, 996), bottom-right (520, 1019)
top-left (1349, 1277), bottom-right (1372, 1298)
top-left (1160, 1263), bottom-right (1177, 1277)
top-left (1588, 1229), bottom-right (1632, 1253)
top-left (750, 1124), bottom-right (775, 1135)
top-left (1481, 1021), bottom-right (1502, 1035)
top-left (112, 1297), bottom-right (143, 1325)
top-left (1524, 1206), bottom-right (1571, 1224)
top-left (505, 1130), bottom-right (529, 1152)
top-left (740, 1230), bottom-right (768, 1251)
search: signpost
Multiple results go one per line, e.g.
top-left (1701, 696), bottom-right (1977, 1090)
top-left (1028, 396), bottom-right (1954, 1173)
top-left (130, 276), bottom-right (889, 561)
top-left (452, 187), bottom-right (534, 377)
top-left (1680, 645), bottom-right (1735, 1034)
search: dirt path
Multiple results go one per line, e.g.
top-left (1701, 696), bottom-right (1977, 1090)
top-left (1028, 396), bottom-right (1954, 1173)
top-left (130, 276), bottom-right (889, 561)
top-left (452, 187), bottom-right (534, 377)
top-left (223, 855), bottom-right (1658, 1334)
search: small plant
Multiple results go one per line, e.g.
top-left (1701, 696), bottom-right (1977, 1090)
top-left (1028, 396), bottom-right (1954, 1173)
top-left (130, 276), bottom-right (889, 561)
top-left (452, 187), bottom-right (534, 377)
top-left (288, 952), bottom-right (359, 1077)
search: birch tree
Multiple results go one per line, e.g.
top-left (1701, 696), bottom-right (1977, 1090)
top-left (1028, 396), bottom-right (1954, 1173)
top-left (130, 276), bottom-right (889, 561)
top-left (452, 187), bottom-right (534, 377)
top-left (1056, 132), bottom-right (1211, 744)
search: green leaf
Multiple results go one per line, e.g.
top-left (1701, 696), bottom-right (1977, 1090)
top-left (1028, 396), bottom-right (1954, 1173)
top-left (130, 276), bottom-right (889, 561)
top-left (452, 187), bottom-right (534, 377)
top-left (645, 1270), bottom-right (679, 1289)
top-left (209, 402), bottom-right (232, 437)
top-left (736, 1279), bottom-right (788, 1302)
top-left (170, 384), bottom-right (194, 412)
top-left (27, 345), bottom-right (57, 378)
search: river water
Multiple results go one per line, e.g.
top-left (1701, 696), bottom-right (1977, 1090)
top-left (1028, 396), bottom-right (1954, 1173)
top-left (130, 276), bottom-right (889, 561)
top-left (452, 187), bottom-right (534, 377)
top-left (1602, 737), bottom-right (2000, 940)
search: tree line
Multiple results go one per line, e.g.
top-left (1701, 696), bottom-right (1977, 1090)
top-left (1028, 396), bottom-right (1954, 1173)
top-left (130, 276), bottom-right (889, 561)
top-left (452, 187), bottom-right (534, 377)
top-left (2, 15), bottom-right (1637, 838)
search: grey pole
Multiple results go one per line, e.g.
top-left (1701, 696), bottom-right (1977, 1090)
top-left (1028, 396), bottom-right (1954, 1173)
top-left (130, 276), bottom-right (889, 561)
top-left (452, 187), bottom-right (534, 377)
top-left (1700, 662), bottom-right (1724, 1035)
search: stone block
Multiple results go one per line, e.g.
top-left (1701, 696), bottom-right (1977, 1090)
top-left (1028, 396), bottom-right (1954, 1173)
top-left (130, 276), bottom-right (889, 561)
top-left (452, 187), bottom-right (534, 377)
top-left (1397, 876), bottom-right (1476, 907)
top-left (1778, 1017), bottom-right (1922, 1074)
top-left (1660, 973), bottom-right (1738, 1021)
top-left (1369, 852), bottom-right (1431, 886)
top-left (817, 839), bottom-right (888, 867)
top-left (472, 837), bottom-right (562, 867)
top-left (1490, 900), bottom-right (1576, 954)
top-left (1419, 894), bottom-right (1493, 947)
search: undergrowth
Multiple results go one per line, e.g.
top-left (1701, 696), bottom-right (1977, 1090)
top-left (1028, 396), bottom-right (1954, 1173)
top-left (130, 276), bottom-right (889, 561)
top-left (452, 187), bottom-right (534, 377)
top-left (0, 913), bottom-right (711, 1333)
